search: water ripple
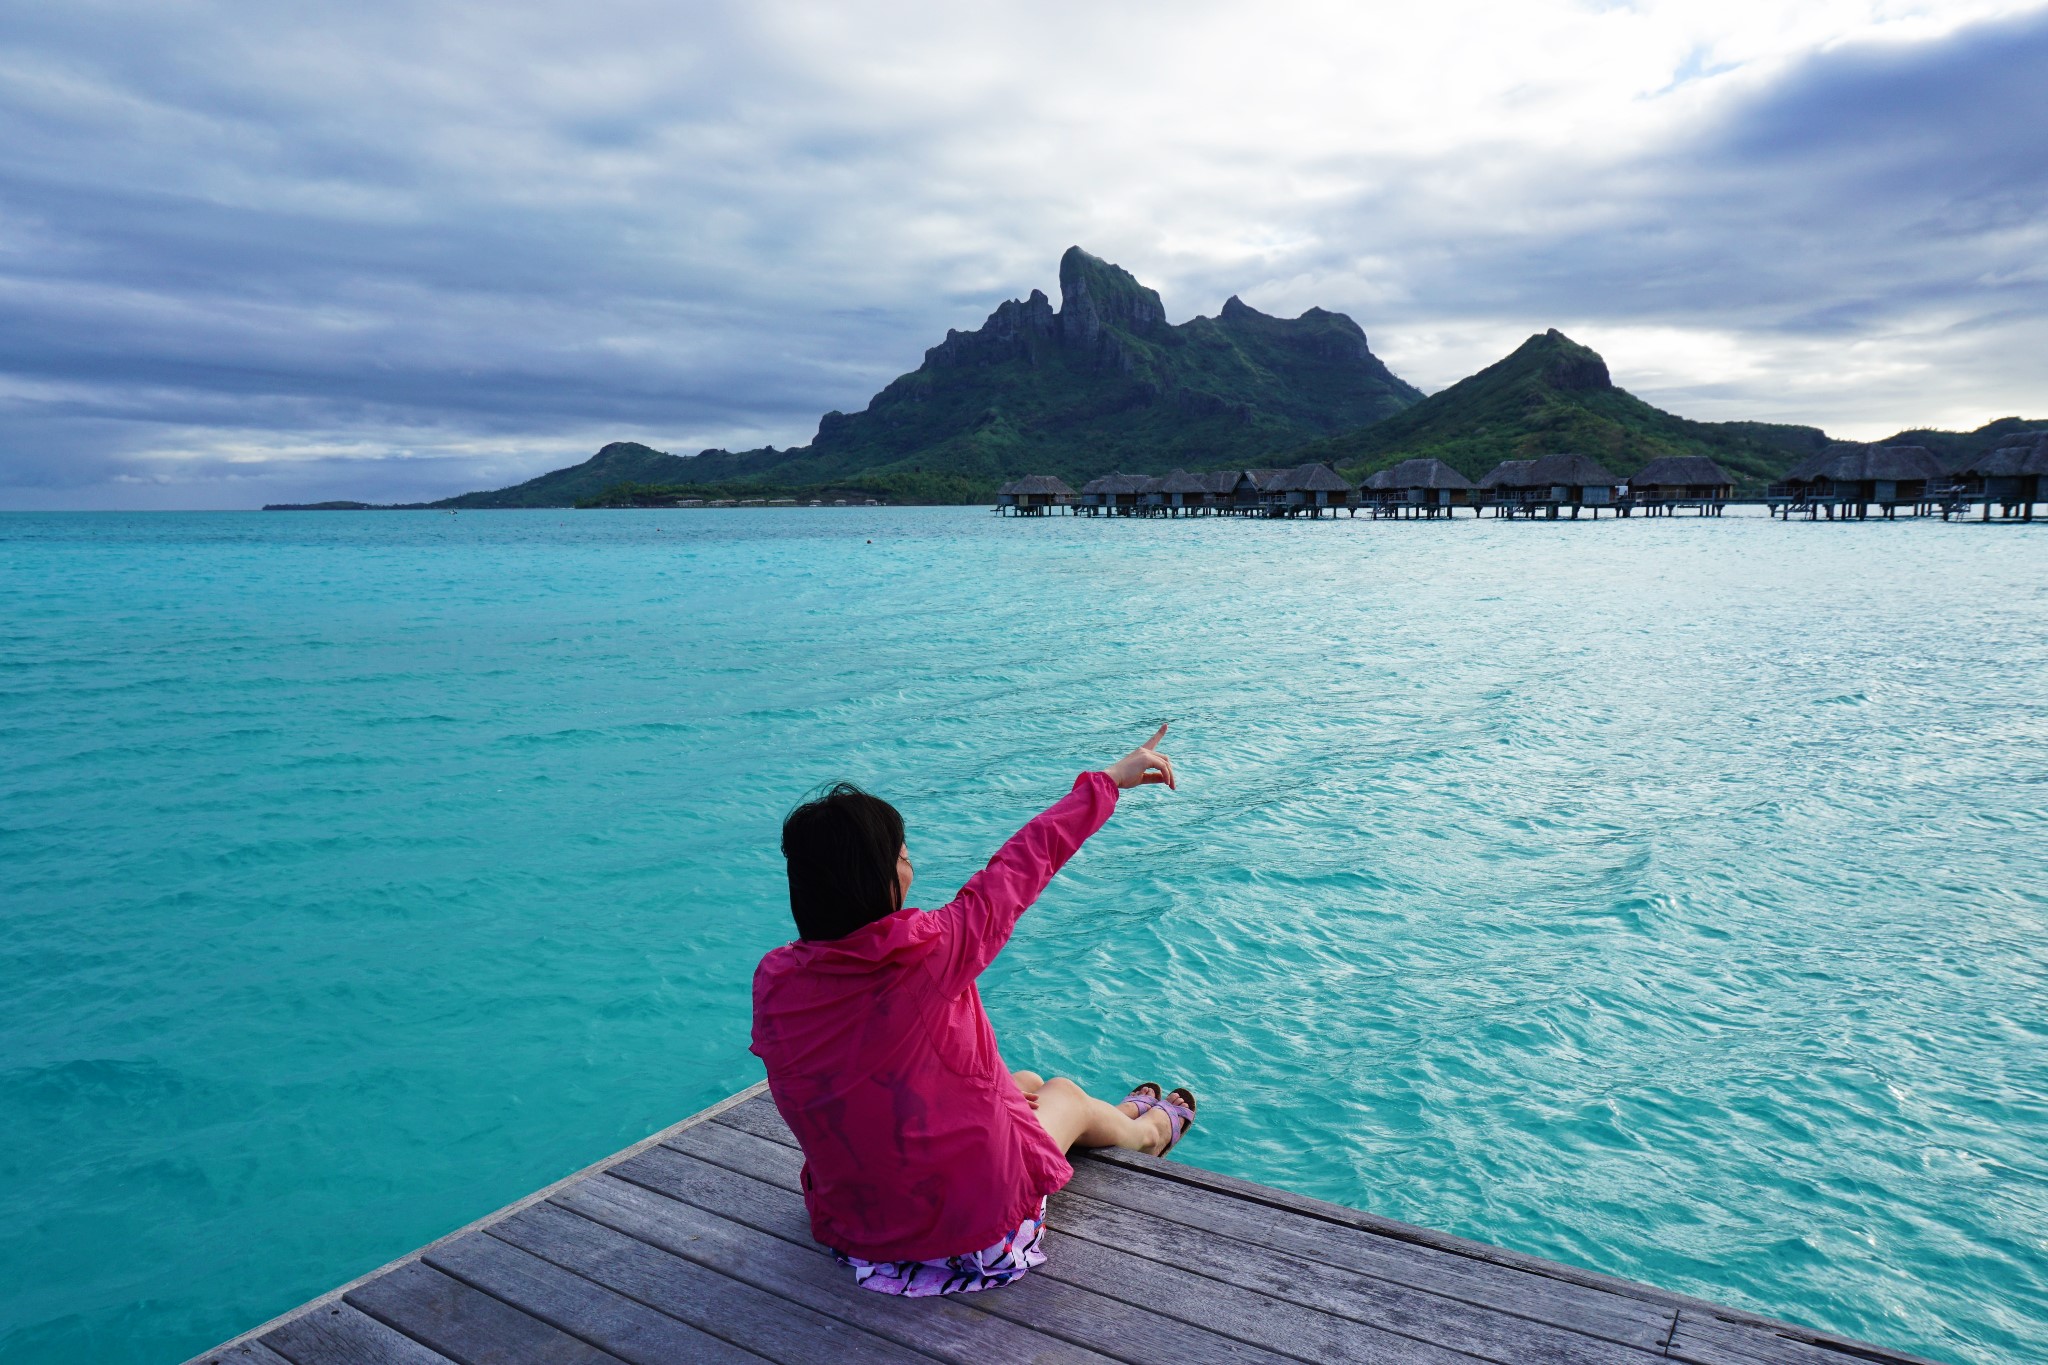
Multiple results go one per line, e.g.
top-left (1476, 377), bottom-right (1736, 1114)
top-left (0, 508), bottom-right (2043, 1364)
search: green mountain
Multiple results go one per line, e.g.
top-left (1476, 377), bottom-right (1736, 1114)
top-left (1278, 329), bottom-right (1831, 489)
top-left (429, 441), bottom-right (710, 508)
top-left (759, 247), bottom-right (1423, 487)
top-left (429, 247), bottom-right (1422, 506)
top-left (1878, 416), bottom-right (2048, 472)
top-left (380, 254), bottom-right (2032, 511)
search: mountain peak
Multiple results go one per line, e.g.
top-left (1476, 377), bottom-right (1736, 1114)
top-left (1057, 246), bottom-right (1167, 347)
top-left (1511, 329), bottom-right (1610, 392)
top-left (589, 440), bottom-right (667, 465)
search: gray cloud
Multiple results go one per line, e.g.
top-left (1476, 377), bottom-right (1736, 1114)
top-left (1260, 9), bottom-right (2048, 427)
top-left (0, 2), bottom-right (2043, 506)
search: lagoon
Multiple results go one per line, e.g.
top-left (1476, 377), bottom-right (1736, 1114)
top-left (1, 508), bottom-right (2043, 1364)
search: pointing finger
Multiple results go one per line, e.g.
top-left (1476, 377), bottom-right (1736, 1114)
top-left (1147, 723), bottom-right (1169, 749)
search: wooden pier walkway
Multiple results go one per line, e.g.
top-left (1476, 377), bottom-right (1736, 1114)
top-left (191, 1082), bottom-right (1937, 1365)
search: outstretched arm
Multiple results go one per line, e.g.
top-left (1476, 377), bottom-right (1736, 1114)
top-left (928, 725), bottom-right (1177, 996)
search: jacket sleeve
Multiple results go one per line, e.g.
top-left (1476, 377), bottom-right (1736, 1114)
top-left (926, 772), bottom-right (1119, 998)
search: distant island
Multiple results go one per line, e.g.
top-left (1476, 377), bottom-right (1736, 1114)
top-left (266, 246), bottom-right (2044, 510)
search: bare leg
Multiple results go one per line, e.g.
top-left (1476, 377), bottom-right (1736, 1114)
top-left (1011, 1069), bottom-right (1044, 1096)
top-left (1029, 1077), bottom-right (1171, 1156)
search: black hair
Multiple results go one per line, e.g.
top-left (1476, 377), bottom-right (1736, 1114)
top-left (781, 782), bottom-right (906, 941)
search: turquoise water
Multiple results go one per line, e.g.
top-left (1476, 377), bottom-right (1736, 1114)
top-left (1, 508), bottom-right (2043, 1364)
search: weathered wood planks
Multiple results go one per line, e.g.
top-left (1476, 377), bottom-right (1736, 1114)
top-left (188, 1083), bottom-right (1943, 1365)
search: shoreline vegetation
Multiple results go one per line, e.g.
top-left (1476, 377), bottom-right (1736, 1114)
top-left (265, 475), bottom-right (976, 512)
top-left (265, 247), bottom-right (2045, 513)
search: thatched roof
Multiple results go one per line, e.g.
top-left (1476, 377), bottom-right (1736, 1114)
top-left (1524, 453), bottom-right (1620, 487)
top-left (1079, 473), bottom-right (1153, 495)
top-left (1203, 470), bottom-right (1245, 494)
top-left (1156, 469), bottom-right (1212, 494)
top-left (1631, 456), bottom-right (1732, 488)
top-left (1371, 458), bottom-right (1473, 491)
top-left (1785, 443), bottom-right (1945, 484)
top-left (1968, 432), bottom-right (2048, 478)
top-left (1781, 445), bottom-right (1847, 482)
top-left (1266, 462), bottom-right (1356, 493)
top-left (999, 475), bottom-right (1076, 497)
top-left (1478, 459), bottom-right (1535, 489)
top-left (1794, 446), bottom-right (1859, 482)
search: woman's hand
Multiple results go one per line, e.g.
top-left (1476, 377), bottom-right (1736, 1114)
top-left (1102, 723), bottom-right (1176, 791)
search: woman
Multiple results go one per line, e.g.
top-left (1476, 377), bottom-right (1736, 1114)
top-left (750, 725), bottom-right (1198, 1297)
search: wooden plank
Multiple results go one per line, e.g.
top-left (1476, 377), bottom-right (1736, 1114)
top-left (488, 1200), bottom-right (920, 1365)
top-left (685, 1122), bottom-right (1601, 1363)
top-left (345, 1260), bottom-right (622, 1364)
top-left (724, 1095), bottom-right (1676, 1319)
top-left (1046, 1187), bottom-right (1660, 1365)
top-left (557, 1173), bottom-right (1119, 1365)
top-left (710, 1097), bottom-right (1936, 1365)
top-left (657, 1127), bottom-right (1484, 1365)
top-left (262, 1301), bottom-right (459, 1365)
top-left (1078, 1144), bottom-right (1759, 1322)
top-left (192, 1342), bottom-right (295, 1365)
top-left (1666, 1311), bottom-right (1921, 1365)
top-left (1056, 1159), bottom-right (1668, 1348)
top-left (205, 1084), bottom-right (1942, 1365)
top-left (422, 1228), bottom-right (766, 1365)
top-left (1041, 1225), bottom-right (1490, 1365)
top-left (186, 1082), bottom-right (771, 1365)
top-left (1077, 1145), bottom-right (1933, 1363)
top-left (709, 1094), bottom-right (800, 1148)
top-left (605, 1149), bottom-right (1295, 1364)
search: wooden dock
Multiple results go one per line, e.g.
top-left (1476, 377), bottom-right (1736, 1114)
top-left (190, 1082), bottom-right (1938, 1365)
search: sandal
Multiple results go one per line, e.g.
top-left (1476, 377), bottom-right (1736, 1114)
top-left (1157, 1087), bottom-right (1197, 1157)
top-left (1120, 1082), bottom-right (1164, 1112)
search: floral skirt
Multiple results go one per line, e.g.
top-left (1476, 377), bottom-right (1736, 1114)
top-left (833, 1198), bottom-right (1049, 1296)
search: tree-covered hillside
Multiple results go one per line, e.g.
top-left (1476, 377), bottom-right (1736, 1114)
top-left (1278, 330), bottom-right (1831, 489)
top-left (753, 248), bottom-right (1423, 488)
top-left (1878, 416), bottom-right (2048, 472)
top-left (382, 260), bottom-right (2035, 512)
top-left (431, 441), bottom-right (706, 508)
top-left (428, 248), bottom-right (1422, 506)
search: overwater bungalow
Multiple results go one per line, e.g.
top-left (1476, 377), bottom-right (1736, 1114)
top-left (1219, 468), bottom-right (1283, 514)
top-left (1529, 453), bottom-right (1622, 516)
top-left (1480, 454), bottom-right (1621, 518)
top-left (1768, 444), bottom-right (1951, 520)
top-left (1264, 462), bottom-right (1357, 517)
top-left (1477, 459), bottom-right (1536, 515)
top-left (1627, 456), bottom-right (1734, 516)
top-left (1365, 458), bottom-right (1475, 518)
top-left (993, 475), bottom-right (1078, 515)
top-left (1957, 432), bottom-right (2047, 521)
top-left (1201, 469), bottom-right (1243, 508)
top-left (1153, 468), bottom-right (1221, 515)
top-left (1077, 472), bottom-right (1152, 516)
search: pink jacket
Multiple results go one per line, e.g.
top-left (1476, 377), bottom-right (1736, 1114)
top-left (750, 772), bottom-right (1119, 1261)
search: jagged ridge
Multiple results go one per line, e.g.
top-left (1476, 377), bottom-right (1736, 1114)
top-left (413, 253), bottom-right (2044, 509)
top-left (429, 247), bottom-right (1426, 505)
top-left (647, 247), bottom-right (1419, 493)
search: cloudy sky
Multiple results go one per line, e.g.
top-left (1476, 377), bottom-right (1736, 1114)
top-left (2, 0), bottom-right (2044, 508)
